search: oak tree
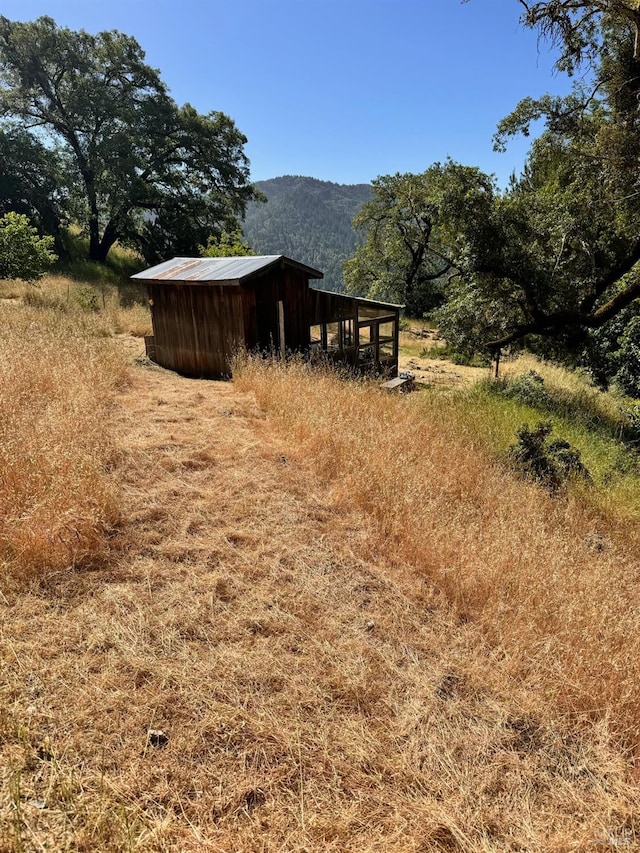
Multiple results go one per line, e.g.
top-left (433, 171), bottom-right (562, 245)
top-left (0, 16), bottom-right (258, 263)
top-left (425, 1), bottom-right (640, 382)
top-left (343, 163), bottom-right (494, 316)
top-left (0, 125), bottom-right (66, 254)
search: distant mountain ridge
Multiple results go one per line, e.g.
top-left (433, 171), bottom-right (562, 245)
top-left (242, 176), bottom-right (372, 291)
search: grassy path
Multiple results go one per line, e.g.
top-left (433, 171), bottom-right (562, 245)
top-left (1, 354), bottom-right (637, 851)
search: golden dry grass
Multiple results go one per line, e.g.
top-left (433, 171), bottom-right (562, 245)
top-left (0, 274), bottom-right (152, 339)
top-left (234, 358), bottom-right (640, 744)
top-left (2, 333), bottom-right (640, 851)
top-left (108, 302), bottom-right (152, 338)
top-left (0, 303), bottom-right (127, 583)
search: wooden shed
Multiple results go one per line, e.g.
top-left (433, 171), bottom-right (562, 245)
top-left (132, 255), bottom-right (323, 378)
top-left (132, 254), bottom-right (402, 379)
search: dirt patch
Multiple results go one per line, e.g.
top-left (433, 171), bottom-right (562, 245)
top-left (398, 328), bottom-right (488, 386)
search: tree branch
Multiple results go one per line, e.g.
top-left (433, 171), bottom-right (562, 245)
top-left (487, 267), bottom-right (640, 351)
top-left (580, 233), bottom-right (640, 312)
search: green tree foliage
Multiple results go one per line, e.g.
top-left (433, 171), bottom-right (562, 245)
top-left (586, 306), bottom-right (640, 395)
top-left (421, 2), bottom-right (640, 389)
top-left (477, 5), bottom-right (640, 349)
top-left (0, 211), bottom-right (56, 279)
top-left (200, 229), bottom-right (255, 258)
top-left (434, 127), bottom-right (635, 359)
top-left (514, 0), bottom-right (640, 73)
top-left (342, 163), bottom-right (496, 316)
top-left (611, 316), bottom-right (640, 397)
top-left (243, 176), bottom-right (372, 291)
top-left (0, 16), bottom-right (258, 263)
top-left (0, 125), bottom-right (67, 255)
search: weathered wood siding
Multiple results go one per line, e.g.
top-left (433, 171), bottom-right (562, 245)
top-left (242, 267), bottom-right (311, 352)
top-left (283, 267), bottom-right (312, 350)
top-left (149, 282), bottom-right (245, 378)
top-left (310, 289), bottom-right (358, 324)
top-left (147, 266), bottom-right (313, 378)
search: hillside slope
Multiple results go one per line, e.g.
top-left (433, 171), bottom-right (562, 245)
top-left (1, 345), bottom-right (637, 851)
top-left (242, 176), bottom-right (372, 291)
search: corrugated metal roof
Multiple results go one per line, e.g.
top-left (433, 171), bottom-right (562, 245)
top-left (131, 255), bottom-right (323, 283)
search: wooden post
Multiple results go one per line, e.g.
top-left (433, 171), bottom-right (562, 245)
top-left (278, 300), bottom-right (286, 357)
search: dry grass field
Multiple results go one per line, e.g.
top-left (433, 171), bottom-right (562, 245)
top-left (1, 297), bottom-right (640, 850)
top-left (0, 303), bottom-right (127, 581)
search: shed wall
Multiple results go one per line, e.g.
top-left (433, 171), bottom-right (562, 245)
top-left (149, 282), bottom-right (245, 378)
top-left (242, 268), bottom-right (311, 352)
top-left (283, 267), bottom-right (313, 350)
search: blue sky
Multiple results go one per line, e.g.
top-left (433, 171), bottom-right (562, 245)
top-left (5, 1), bottom-right (573, 188)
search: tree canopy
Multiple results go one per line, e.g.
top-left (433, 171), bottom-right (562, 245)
top-left (343, 1), bottom-right (640, 387)
top-left (200, 229), bottom-right (255, 258)
top-left (0, 16), bottom-right (259, 263)
top-left (342, 164), bottom-right (495, 315)
top-left (464, 3), bottom-right (640, 356)
top-left (0, 125), bottom-right (66, 253)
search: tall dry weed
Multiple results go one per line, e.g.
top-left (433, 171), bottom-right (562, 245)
top-left (0, 303), bottom-right (127, 582)
top-left (235, 357), bottom-right (640, 744)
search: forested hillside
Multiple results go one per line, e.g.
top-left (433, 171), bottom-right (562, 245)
top-left (242, 176), bottom-right (371, 291)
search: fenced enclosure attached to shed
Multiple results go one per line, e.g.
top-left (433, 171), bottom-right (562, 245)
top-left (310, 289), bottom-right (401, 375)
top-left (132, 255), bottom-right (401, 379)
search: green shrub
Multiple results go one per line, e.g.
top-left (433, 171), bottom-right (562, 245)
top-left (508, 421), bottom-right (591, 491)
top-left (496, 370), bottom-right (552, 408)
top-left (622, 401), bottom-right (640, 443)
top-left (0, 212), bottom-right (57, 280)
top-left (484, 369), bottom-right (634, 442)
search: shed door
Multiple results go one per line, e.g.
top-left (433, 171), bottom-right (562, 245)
top-left (256, 298), bottom-right (280, 354)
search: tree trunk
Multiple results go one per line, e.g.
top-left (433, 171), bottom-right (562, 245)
top-left (88, 216), bottom-right (102, 261)
top-left (86, 175), bottom-right (103, 261)
top-left (95, 221), bottom-right (120, 262)
top-left (88, 219), bottom-right (119, 262)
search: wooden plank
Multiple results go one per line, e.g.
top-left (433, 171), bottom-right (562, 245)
top-left (144, 335), bottom-right (156, 360)
top-left (381, 376), bottom-right (413, 392)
